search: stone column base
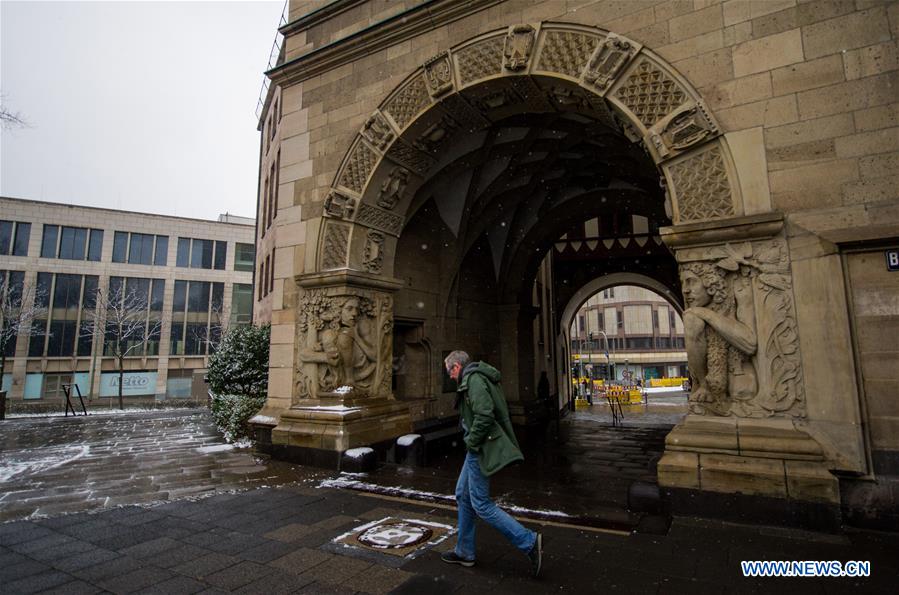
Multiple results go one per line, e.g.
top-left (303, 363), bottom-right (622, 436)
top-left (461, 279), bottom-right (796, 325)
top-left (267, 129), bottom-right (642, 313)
top-left (658, 415), bottom-right (840, 527)
top-left (270, 391), bottom-right (412, 468)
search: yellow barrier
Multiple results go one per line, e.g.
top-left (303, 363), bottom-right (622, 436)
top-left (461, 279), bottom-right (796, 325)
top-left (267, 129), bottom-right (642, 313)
top-left (604, 387), bottom-right (643, 404)
top-left (649, 377), bottom-right (688, 387)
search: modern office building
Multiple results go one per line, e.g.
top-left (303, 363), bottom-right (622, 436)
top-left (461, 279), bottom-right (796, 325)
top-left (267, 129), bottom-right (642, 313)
top-left (0, 197), bottom-right (255, 409)
top-left (570, 285), bottom-right (687, 383)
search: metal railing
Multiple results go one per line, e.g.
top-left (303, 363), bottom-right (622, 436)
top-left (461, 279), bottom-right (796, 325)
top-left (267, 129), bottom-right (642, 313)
top-left (255, 0), bottom-right (289, 121)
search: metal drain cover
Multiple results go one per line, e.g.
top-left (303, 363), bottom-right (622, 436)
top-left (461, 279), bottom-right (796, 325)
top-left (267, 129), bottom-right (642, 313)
top-left (332, 516), bottom-right (455, 560)
top-left (357, 521), bottom-right (433, 549)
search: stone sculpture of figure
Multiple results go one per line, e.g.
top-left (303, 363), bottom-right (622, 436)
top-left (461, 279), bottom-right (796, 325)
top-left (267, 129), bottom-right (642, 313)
top-left (298, 296), bottom-right (377, 393)
top-left (680, 262), bottom-right (758, 416)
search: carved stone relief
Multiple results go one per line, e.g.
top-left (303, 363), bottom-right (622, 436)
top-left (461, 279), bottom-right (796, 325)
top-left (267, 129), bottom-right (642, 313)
top-left (295, 290), bottom-right (394, 401)
top-left (439, 94), bottom-right (490, 131)
top-left (456, 36), bottom-right (504, 85)
top-left (615, 59), bottom-right (688, 129)
top-left (583, 35), bottom-right (639, 93)
top-left (503, 25), bottom-right (536, 72)
top-left (323, 190), bottom-right (357, 219)
top-left (383, 75), bottom-right (431, 129)
top-left (648, 103), bottom-right (718, 160)
top-left (356, 204), bottom-right (404, 236)
top-left (666, 145), bottom-right (735, 222)
top-left (423, 52), bottom-right (454, 98)
top-left (377, 166), bottom-right (410, 210)
top-left (320, 221), bottom-right (350, 270)
top-left (679, 240), bottom-right (804, 419)
top-left (361, 111), bottom-right (395, 152)
top-left (536, 30), bottom-right (600, 78)
top-left (338, 141), bottom-right (378, 194)
top-left (362, 231), bottom-right (385, 273)
top-left (412, 115), bottom-right (460, 154)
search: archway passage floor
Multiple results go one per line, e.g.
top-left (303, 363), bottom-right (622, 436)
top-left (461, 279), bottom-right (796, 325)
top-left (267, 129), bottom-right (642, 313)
top-left (342, 401), bottom-right (684, 531)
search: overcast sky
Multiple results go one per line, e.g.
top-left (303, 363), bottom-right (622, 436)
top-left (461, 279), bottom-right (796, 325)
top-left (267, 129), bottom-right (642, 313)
top-left (1, 0), bottom-right (284, 220)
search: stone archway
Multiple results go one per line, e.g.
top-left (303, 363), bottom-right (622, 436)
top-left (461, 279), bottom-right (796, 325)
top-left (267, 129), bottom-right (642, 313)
top-left (276, 21), bottom-right (852, 515)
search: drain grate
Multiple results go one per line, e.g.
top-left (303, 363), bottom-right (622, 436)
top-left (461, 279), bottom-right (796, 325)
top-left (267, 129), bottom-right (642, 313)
top-left (333, 516), bottom-right (454, 559)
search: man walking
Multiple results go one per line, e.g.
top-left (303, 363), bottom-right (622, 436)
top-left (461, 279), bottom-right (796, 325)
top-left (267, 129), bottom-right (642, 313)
top-left (441, 350), bottom-right (543, 577)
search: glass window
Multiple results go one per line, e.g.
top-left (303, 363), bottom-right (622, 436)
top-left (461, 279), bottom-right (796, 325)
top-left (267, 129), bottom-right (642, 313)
top-left (0, 221), bottom-right (12, 254)
top-left (214, 241), bottom-right (227, 270)
top-left (169, 322), bottom-right (184, 355)
top-left (12, 222), bottom-right (30, 256)
top-left (150, 279), bottom-right (164, 311)
top-left (88, 229), bottom-right (103, 261)
top-left (234, 243), bottom-right (255, 272)
top-left (154, 236), bottom-right (168, 266)
top-left (59, 227), bottom-right (87, 260)
top-left (191, 239), bottom-right (213, 269)
top-left (173, 280), bottom-right (187, 312)
top-left (128, 233), bottom-right (153, 265)
top-left (188, 281), bottom-right (209, 313)
top-left (269, 250), bottom-right (275, 293)
top-left (41, 225), bottom-right (59, 258)
top-left (113, 231), bottom-right (128, 262)
top-left (176, 238), bottom-right (190, 267)
top-left (231, 284), bottom-right (252, 326)
top-left (211, 282), bottom-right (224, 314)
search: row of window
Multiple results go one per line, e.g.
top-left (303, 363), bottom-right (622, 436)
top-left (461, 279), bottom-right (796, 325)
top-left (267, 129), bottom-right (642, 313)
top-left (1, 272), bottom-right (252, 359)
top-left (571, 336), bottom-right (686, 352)
top-left (1, 220), bottom-right (255, 272)
top-left (578, 308), bottom-right (679, 334)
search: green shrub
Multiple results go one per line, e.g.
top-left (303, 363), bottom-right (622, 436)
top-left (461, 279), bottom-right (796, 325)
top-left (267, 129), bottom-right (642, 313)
top-left (206, 324), bottom-right (270, 442)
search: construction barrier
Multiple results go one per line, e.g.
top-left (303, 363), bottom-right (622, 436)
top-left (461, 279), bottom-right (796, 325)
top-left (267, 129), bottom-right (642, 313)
top-left (648, 377), bottom-right (688, 388)
top-left (604, 386), bottom-right (644, 404)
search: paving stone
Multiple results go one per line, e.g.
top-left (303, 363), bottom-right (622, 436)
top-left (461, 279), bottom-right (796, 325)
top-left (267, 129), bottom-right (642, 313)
top-left (301, 554), bottom-right (372, 585)
top-left (202, 560), bottom-right (271, 590)
top-left (238, 538), bottom-right (297, 563)
top-left (133, 575), bottom-right (209, 595)
top-left (171, 552), bottom-right (242, 579)
top-left (0, 555), bottom-right (50, 582)
top-left (389, 574), bottom-right (460, 595)
top-left (296, 582), bottom-right (359, 595)
top-left (231, 567), bottom-right (314, 594)
top-left (269, 548), bottom-right (333, 575)
top-left (38, 579), bottom-right (104, 594)
top-left (73, 554), bottom-right (145, 582)
top-left (4, 569), bottom-right (75, 594)
top-left (96, 566), bottom-right (176, 594)
top-left (341, 565), bottom-right (415, 594)
top-left (143, 543), bottom-right (211, 569)
top-left (50, 546), bottom-right (120, 573)
top-left (264, 523), bottom-right (315, 543)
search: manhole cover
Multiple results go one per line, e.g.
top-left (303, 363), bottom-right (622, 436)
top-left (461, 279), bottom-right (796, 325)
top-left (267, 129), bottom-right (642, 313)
top-left (332, 516), bottom-right (455, 560)
top-left (357, 521), bottom-right (433, 549)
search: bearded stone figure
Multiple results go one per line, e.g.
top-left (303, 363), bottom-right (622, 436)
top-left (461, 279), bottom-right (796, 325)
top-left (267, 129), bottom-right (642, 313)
top-left (298, 296), bottom-right (377, 394)
top-left (680, 262), bottom-right (758, 416)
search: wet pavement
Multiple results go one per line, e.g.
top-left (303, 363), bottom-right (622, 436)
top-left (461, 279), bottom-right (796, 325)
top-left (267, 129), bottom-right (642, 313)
top-left (3, 406), bottom-right (899, 593)
top-left (0, 410), bottom-right (325, 522)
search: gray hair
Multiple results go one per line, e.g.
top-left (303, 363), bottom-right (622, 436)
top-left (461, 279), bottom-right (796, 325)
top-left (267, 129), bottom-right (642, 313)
top-left (444, 350), bottom-right (471, 370)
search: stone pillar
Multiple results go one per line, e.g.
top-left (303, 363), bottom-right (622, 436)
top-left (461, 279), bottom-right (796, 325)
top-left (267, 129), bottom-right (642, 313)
top-left (270, 270), bottom-right (411, 466)
top-left (656, 213), bottom-right (843, 525)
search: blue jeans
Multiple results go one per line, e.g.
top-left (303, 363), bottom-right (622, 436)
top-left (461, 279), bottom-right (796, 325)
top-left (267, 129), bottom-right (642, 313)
top-left (454, 451), bottom-right (536, 561)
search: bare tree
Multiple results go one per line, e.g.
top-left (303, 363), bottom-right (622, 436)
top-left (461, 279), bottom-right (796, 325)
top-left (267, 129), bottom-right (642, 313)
top-left (0, 93), bottom-right (29, 129)
top-left (0, 273), bottom-right (46, 388)
top-left (83, 282), bottom-right (162, 410)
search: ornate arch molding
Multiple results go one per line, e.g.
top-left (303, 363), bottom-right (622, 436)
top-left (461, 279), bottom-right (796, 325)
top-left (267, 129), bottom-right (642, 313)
top-left (315, 21), bottom-right (745, 276)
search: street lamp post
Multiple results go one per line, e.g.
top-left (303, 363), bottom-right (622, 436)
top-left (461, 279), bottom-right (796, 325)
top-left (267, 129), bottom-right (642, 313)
top-left (598, 330), bottom-right (611, 385)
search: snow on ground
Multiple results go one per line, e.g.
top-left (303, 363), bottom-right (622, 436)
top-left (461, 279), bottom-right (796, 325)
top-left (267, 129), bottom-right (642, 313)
top-left (643, 386), bottom-right (686, 394)
top-left (4, 407), bottom-right (201, 419)
top-left (319, 473), bottom-right (571, 518)
top-left (0, 445), bottom-right (90, 481)
top-left (249, 414), bottom-right (278, 425)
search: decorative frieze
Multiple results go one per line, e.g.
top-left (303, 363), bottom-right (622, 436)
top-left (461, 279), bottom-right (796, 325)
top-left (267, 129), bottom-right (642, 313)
top-left (667, 145), bottom-right (735, 222)
top-left (338, 141), bottom-right (378, 194)
top-left (456, 36), bottom-right (504, 85)
top-left (361, 111), bottom-right (395, 152)
top-left (356, 204), bottom-right (404, 236)
top-left (615, 59), bottom-right (688, 129)
top-left (323, 190), bottom-right (357, 219)
top-left (648, 103), bottom-right (718, 160)
top-left (537, 30), bottom-right (599, 78)
top-left (383, 75), bottom-right (431, 129)
top-left (385, 139), bottom-right (435, 175)
top-left (320, 221), bottom-right (351, 270)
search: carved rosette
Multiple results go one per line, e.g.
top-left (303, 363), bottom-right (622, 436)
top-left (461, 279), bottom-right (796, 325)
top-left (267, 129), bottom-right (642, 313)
top-left (294, 287), bottom-right (396, 403)
top-left (679, 240), bottom-right (805, 419)
top-left (503, 24), bottom-right (536, 72)
top-left (423, 52), bottom-right (454, 98)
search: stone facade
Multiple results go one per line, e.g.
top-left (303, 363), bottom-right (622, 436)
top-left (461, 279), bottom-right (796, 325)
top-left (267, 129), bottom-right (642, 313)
top-left (255, 0), bottom-right (899, 525)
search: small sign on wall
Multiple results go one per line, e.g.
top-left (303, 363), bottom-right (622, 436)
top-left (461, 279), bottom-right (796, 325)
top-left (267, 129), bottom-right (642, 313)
top-left (887, 249), bottom-right (899, 272)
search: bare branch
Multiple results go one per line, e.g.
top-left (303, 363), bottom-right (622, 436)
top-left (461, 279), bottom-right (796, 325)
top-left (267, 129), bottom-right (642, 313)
top-left (0, 94), bottom-right (30, 129)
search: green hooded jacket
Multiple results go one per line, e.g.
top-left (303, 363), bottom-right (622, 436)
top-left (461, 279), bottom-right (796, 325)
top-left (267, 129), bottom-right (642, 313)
top-left (458, 362), bottom-right (524, 476)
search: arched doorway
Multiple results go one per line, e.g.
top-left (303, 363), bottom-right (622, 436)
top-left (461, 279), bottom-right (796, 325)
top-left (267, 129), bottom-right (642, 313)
top-left (276, 21), bottom-right (845, 522)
